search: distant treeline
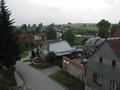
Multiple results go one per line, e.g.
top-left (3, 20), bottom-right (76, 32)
top-left (16, 23), bottom-right (43, 34)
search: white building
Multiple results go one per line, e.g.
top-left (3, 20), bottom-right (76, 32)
top-left (41, 40), bottom-right (74, 58)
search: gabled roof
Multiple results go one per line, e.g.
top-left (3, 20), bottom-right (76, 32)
top-left (85, 37), bottom-right (120, 59)
top-left (44, 39), bottom-right (63, 44)
top-left (86, 37), bottom-right (104, 46)
top-left (107, 37), bottom-right (120, 59)
top-left (44, 40), bottom-right (74, 56)
top-left (49, 40), bottom-right (74, 56)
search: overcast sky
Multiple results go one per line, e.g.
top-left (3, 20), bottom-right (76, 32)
top-left (7, 0), bottom-right (120, 25)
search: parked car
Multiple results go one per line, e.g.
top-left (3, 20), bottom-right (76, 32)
top-left (32, 56), bottom-right (43, 64)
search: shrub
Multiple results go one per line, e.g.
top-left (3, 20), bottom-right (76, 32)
top-left (46, 52), bottom-right (57, 64)
top-left (0, 66), bottom-right (17, 90)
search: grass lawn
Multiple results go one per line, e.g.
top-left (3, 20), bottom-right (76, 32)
top-left (30, 62), bottom-right (53, 69)
top-left (74, 36), bottom-right (88, 45)
top-left (20, 51), bottom-right (29, 59)
top-left (50, 71), bottom-right (85, 90)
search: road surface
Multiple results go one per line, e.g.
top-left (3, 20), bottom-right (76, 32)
top-left (41, 66), bottom-right (61, 76)
top-left (16, 61), bottom-right (65, 90)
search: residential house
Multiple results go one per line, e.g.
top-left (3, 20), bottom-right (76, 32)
top-left (54, 27), bottom-right (63, 39)
top-left (18, 32), bottom-right (34, 48)
top-left (112, 29), bottom-right (120, 37)
top-left (73, 37), bottom-right (104, 59)
top-left (85, 37), bottom-right (104, 47)
top-left (40, 40), bottom-right (74, 67)
top-left (56, 32), bottom-right (62, 39)
top-left (34, 28), bottom-right (47, 48)
top-left (81, 37), bottom-right (105, 58)
top-left (85, 37), bottom-right (120, 90)
top-left (34, 33), bottom-right (42, 48)
top-left (41, 40), bottom-right (74, 58)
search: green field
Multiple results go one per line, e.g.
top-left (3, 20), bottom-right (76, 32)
top-left (64, 23), bottom-right (98, 36)
top-left (64, 23), bottom-right (98, 30)
top-left (20, 51), bottom-right (29, 59)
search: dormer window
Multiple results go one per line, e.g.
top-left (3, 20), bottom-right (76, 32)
top-left (99, 57), bottom-right (103, 63)
top-left (112, 60), bottom-right (116, 67)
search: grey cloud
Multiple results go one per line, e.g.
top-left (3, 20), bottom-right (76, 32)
top-left (6, 0), bottom-right (120, 25)
top-left (48, 7), bottom-right (60, 12)
top-left (105, 0), bottom-right (117, 5)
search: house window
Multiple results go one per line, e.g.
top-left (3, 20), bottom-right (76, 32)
top-left (112, 60), bottom-right (116, 67)
top-left (110, 81), bottom-right (119, 90)
top-left (99, 57), bottom-right (103, 63)
top-left (93, 73), bottom-right (103, 86)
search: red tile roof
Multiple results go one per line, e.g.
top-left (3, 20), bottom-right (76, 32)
top-left (18, 33), bottom-right (34, 41)
top-left (112, 29), bottom-right (120, 37)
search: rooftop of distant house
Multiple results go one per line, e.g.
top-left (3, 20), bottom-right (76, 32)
top-left (85, 37), bottom-right (120, 59)
top-left (18, 32), bottom-right (34, 41)
top-left (112, 28), bottom-right (120, 37)
top-left (107, 37), bottom-right (120, 59)
top-left (44, 40), bottom-right (74, 56)
top-left (44, 39), bottom-right (63, 44)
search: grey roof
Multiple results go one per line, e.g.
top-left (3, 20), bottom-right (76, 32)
top-left (47, 40), bottom-right (74, 56)
top-left (86, 37), bottom-right (105, 45)
top-left (44, 39), bottom-right (63, 44)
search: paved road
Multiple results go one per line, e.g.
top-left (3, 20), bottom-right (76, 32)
top-left (16, 61), bottom-right (65, 90)
top-left (41, 66), bottom-right (61, 76)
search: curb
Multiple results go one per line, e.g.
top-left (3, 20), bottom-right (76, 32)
top-left (15, 72), bottom-right (24, 87)
top-left (15, 71), bottom-right (32, 90)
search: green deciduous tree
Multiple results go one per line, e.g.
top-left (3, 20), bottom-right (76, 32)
top-left (16, 27), bottom-right (23, 35)
top-left (74, 37), bottom-right (88, 45)
top-left (37, 23), bottom-right (42, 30)
top-left (0, 0), bottom-right (20, 68)
top-left (62, 29), bottom-right (75, 46)
top-left (119, 21), bottom-right (120, 25)
top-left (47, 24), bottom-right (57, 40)
top-left (97, 19), bottom-right (111, 38)
top-left (46, 52), bottom-right (57, 64)
top-left (19, 40), bottom-right (28, 52)
top-left (34, 23), bottom-right (43, 34)
top-left (21, 24), bottom-right (28, 32)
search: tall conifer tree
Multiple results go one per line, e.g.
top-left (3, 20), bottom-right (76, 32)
top-left (0, 0), bottom-right (20, 68)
